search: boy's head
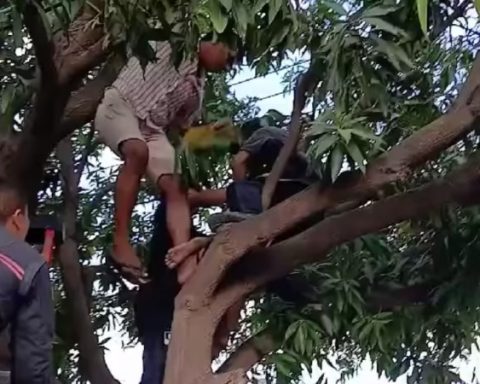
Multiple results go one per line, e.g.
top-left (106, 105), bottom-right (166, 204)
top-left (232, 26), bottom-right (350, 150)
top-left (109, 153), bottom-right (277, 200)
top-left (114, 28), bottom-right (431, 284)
top-left (0, 182), bottom-right (29, 240)
top-left (198, 41), bottom-right (236, 73)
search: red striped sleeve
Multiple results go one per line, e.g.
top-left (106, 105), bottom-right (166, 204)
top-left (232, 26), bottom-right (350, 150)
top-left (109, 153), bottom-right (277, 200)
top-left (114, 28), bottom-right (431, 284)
top-left (0, 253), bottom-right (24, 280)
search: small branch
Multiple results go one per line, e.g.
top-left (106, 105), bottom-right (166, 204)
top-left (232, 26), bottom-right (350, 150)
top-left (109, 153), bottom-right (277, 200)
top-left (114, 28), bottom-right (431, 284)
top-left (217, 329), bottom-right (278, 374)
top-left (74, 126), bottom-right (96, 186)
top-left (261, 62), bottom-right (320, 210)
top-left (432, 0), bottom-right (470, 39)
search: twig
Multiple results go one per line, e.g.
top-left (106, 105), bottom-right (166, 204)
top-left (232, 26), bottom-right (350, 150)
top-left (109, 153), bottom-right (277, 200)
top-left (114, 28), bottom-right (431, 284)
top-left (74, 126), bottom-right (97, 185)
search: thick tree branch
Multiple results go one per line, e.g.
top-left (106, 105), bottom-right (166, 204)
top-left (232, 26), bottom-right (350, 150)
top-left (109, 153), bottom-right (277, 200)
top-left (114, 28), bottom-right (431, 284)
top-left (217, 329), bottom-right (278, 374)
top-left (261, 62), bottom-right (320, 210)
top-left (23, 0), bottom-right (57, 84)
top-left (57, 54), bottom-right (124, 140)
top-left (231, 155), bottom-right (480, 299)
top-left (53, 1), bottom-right (107, 85)
top-left (217, 281), bottom-right (435, 373)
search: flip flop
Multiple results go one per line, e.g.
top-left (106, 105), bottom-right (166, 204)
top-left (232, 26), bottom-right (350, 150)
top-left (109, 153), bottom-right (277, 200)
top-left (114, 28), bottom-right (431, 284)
top-left (107, 252), bottom-right (150, 285)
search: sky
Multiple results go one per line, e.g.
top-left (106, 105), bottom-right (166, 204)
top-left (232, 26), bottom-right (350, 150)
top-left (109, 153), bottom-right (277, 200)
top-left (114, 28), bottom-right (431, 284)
top-left (102, 62), bottom-right (479, 383)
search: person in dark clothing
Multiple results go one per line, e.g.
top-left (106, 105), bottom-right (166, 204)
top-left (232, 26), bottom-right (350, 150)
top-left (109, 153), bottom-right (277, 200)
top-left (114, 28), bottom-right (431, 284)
top-left (0, 181), bottom-right (54, 384)
top-left (135, 202), bottom-right (202, 384)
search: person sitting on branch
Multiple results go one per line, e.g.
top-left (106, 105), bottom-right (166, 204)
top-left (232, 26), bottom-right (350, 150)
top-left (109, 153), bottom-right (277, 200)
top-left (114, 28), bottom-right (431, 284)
top-left (95, 38), bottom-right (235, 285)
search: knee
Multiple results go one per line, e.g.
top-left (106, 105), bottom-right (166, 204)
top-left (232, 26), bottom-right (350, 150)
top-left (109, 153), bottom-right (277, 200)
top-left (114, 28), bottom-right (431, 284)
top-left (120, 139), bottom-right (149, 170)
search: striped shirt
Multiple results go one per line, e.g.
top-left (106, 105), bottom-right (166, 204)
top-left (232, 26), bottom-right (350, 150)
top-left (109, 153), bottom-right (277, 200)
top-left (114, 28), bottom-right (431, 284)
top-left (113, 41), bottom-right (204, 129)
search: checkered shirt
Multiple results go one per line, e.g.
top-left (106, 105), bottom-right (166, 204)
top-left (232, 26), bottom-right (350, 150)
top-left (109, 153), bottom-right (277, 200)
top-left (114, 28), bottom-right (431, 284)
top-left (113, 41), bottom-right (204, 130)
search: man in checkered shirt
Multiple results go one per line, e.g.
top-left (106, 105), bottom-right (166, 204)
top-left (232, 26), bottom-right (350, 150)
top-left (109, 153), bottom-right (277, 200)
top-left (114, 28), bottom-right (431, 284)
top-left (95, 40), bottom-right (234, 285)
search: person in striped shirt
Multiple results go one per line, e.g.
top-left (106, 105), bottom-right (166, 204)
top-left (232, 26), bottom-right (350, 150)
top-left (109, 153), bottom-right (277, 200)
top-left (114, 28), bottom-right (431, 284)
top-left (95, 40), bottom-right (234, 285)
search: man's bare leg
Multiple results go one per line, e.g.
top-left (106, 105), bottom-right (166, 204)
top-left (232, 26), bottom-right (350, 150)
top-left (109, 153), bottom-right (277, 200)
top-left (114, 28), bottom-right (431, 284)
top-left (158, 175), bottom-right (196, 284)
top-left (113, 139), bottom-right (149, 281)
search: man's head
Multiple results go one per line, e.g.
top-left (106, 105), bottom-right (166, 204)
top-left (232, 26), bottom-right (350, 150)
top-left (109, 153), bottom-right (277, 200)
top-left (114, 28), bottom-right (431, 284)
top-left (0, 182), bottom-right (29, 240)
top-left (198, 41), bottom-right (236, 73)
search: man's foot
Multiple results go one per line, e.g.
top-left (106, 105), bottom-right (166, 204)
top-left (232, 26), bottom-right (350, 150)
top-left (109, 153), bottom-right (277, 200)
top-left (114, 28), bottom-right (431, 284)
top-left (165, 237), bottom-right (211, 270)
top-left (111, 241), bottom-right (149, 285)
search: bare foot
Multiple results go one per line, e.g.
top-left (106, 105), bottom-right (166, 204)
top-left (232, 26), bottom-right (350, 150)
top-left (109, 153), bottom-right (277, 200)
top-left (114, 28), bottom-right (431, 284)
top-left (165, 237), bottom-right (211, 270)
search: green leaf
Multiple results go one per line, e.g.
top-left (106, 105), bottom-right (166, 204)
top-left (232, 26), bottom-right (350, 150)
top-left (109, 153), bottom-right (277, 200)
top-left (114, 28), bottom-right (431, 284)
top-left (320, 314), bottom-right (334, 336)
top-left (350, 128), bottom-right (380, 141)
top-left (322, 0), bottom-right (347, 15)
top-left (313, 134), bottom-right (337, 158)
top-left (373, 36), bottom-right (415, 70)
top-left (219, 0), bottom-right (232, 11)
top-left (329, 145), bottom-right (344, 182)
top-left (284, 322), bottom-right (299, 342)
top-left (338, 129), bottom-right (352, 143)
top-left (268, 0), bottom-right (282, 24)
top-left (11, 6), bottom-right (23, 48)
top-left (308, 122), bottom-right (334, 136)
top-left (295, 324), bottom-right (306, 354)
top-left (416, 0), bottom-right (428, 36)
top-left (270, 22), bottom-right (291, 46)
top-left (361, 5), bottom-right (399, 18)
top-left (347, 142), bottom-right (366, 172)
top-left (253, 0), bottom-right (269, 14)
top-left (206, 0), bottom-right (228, 33)
top-left (233, 1), bottom-right (249, 37)
top-left (363, 17), bottom-right (409, 38)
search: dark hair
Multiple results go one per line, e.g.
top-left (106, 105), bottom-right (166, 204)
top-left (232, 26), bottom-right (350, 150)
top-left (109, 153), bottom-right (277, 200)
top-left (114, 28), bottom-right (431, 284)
top-left (0, 182), bottom-right (27, 223)
top-left (239, 118), bottom-right (263, 141)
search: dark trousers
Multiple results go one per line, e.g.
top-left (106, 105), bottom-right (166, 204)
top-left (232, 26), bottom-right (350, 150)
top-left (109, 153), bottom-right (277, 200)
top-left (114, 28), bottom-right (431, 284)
top-left (140, 329), bottom-right (170, 384)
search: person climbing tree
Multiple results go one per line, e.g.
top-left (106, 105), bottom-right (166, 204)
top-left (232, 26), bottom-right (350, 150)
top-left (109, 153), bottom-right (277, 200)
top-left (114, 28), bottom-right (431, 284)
top-left (0, 179), bottom-right (54, 384)
top-left (164, 117), bottom-right (314, 356)
top-left (94, 38), bottom-right (235, 285)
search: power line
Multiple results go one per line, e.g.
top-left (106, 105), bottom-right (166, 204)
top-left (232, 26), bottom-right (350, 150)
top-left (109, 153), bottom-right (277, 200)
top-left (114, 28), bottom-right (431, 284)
top-left (229, 59), bottom-right (309, 87)
top-left (255, 90), bottom-right (289, 101)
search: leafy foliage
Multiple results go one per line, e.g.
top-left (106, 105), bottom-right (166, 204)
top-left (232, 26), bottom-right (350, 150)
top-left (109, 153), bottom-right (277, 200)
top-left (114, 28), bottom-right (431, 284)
top-left (1, 0), bottom-right (480, 382)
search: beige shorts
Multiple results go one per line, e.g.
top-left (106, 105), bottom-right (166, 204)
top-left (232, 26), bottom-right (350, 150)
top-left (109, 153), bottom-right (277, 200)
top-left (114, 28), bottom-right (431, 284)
top-left (94, 88), bottom-right (179, 182)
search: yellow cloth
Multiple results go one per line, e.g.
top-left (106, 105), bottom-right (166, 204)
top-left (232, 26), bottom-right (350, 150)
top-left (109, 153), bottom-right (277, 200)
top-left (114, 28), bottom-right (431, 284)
top-left (182, 121), bottom-right (238, 151)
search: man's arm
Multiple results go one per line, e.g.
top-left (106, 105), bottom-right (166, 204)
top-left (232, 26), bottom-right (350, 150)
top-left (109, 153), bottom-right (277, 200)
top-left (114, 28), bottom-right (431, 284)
top-left (11, 264), bottom-right (53, 384)
top-left (231, 151), bottom-right (250, 181)
top-left (231, 128), bottom-right (274, 181)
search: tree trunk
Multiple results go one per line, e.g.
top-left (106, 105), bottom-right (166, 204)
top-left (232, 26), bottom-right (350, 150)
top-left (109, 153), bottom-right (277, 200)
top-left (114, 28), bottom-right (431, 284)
top-left (57, 138), bottom-right (119, 384)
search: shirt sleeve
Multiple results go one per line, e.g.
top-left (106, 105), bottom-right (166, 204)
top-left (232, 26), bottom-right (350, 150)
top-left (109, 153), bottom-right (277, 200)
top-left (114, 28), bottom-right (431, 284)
top-left (10, 264), bottom-right (54, 384)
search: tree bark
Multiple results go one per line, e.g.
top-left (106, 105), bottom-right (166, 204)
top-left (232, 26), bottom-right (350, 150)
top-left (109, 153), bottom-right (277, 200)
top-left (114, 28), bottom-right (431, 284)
top-left (57, 138), bottom-right (118, 384)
